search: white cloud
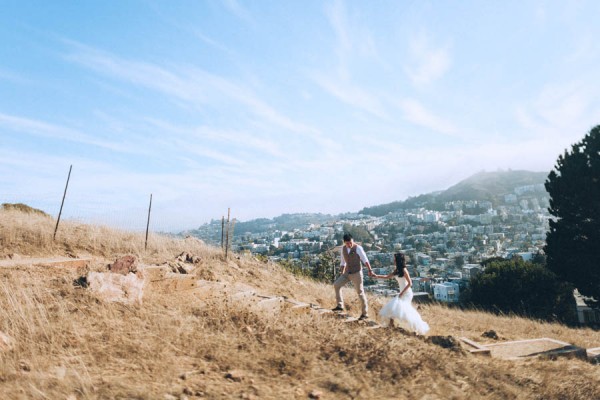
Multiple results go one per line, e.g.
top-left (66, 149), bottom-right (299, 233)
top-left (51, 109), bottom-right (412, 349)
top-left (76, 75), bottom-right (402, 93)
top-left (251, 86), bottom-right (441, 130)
top-left (0, 112), bottom-right (132, 152)
top-left (65, 43), bottom-right (326, 143)
top-left (404, 33), bottom-right (451, 86)
top-left (393, 98), bottom-right (459, 137)
top-left (515, 80), bottom-right (600, 143)
top-left (312, 73), bottom-right (388, 119)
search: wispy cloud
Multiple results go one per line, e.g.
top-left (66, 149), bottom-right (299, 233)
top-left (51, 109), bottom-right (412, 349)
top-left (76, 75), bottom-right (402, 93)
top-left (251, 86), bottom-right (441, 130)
top-left (222, 0), bottom-right (256, 26)
top-left (65, 43), bottom-right (325, 142)
top-left (515, 80), bottom-right (600, 142)
top-left (0, 112), bottom-right (131, 152)
top-left (311, 73), bottom-right (388, 119)
top-left (405, 32), bottom-right (451, 86)
top-left (0, 68), bottom-right (30, 84)
top-left (393, 98), bottom-right (459, 137)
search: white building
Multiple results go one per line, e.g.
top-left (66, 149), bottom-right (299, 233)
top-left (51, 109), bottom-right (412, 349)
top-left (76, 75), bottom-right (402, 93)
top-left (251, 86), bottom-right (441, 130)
top-left (433, 282), bottom-right (460, 303)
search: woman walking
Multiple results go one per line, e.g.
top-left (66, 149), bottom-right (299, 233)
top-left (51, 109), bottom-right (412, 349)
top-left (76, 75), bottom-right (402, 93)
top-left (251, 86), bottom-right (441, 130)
top-left (372, 252), bottom-right (429, 334)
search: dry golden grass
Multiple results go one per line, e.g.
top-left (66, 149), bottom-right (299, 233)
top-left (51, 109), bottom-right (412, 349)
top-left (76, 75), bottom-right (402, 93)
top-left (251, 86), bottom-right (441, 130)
top-left (0, 209), bottom-right (599, 399)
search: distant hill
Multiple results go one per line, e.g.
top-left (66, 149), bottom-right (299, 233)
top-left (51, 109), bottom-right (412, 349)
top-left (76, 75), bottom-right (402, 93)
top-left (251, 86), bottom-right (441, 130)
top-left (359, 170), bottom-right (548, 216)
top-left (223, 213), bottom-right (336, 235)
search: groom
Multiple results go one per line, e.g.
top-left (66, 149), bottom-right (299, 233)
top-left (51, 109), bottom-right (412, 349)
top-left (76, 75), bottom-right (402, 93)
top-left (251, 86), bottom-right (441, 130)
top-left (332, 233), bottom-right (374, 320)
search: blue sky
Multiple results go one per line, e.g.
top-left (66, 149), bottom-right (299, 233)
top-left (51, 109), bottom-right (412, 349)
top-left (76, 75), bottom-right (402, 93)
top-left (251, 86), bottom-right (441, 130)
top-left (1, 1), bottom-right (600, 231)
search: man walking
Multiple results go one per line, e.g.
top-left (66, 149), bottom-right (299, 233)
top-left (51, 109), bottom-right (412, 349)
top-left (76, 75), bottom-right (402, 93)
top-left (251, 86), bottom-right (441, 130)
top-left (332, 233), bottom-right (374, 320)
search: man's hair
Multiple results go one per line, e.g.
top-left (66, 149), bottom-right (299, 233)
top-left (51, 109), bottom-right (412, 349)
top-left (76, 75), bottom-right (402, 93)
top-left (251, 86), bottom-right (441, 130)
top-left (342, 233), bottom-right (353, 242)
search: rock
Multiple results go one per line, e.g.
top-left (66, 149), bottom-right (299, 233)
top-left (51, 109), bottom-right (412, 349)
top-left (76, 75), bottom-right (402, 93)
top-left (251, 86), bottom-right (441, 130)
top-left (309, 389), bottom-right (323, 399)
top-left (176, 252), bottom-right (201, 264)
top-left (427, 335), bottom-right (463, 352)
top-left (19, 360), bottom-right (31, 372)
top-left (0, 331), bottom-right (14, 352)
top-left (482, 330), bottom-right (499, 340)
top-left (87, 272), bottom-right (145, 304)
top-left (225, 370), bottom-right (244, 382)
top-left (174, 262), bottom-right (195, 275)
top-left (108, 255), bottom-right (137, 275)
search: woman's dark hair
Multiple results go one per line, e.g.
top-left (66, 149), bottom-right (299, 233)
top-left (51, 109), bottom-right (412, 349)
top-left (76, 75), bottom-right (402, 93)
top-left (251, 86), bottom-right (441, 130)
top-left (394, 252), bottom-right (407, 276)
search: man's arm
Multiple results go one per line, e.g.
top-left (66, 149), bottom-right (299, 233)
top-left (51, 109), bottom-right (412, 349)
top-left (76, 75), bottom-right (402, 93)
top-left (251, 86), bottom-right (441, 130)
top-left (339, 247), bottom-right (347, 274)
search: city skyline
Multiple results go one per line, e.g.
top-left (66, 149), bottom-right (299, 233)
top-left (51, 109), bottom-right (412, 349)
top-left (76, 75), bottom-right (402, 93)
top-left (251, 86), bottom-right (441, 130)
top-left (2, 1), bottom-right (600, 231)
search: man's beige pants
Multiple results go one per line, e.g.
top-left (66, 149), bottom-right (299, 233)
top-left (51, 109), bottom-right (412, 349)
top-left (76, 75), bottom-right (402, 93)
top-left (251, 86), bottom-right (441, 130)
top-left (334, 271), bottom-right (368, 316)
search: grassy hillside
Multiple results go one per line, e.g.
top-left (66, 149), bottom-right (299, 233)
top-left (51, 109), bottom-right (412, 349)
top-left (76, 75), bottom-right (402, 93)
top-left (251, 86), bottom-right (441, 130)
top-left (0, 208), bottom-right (598, 399)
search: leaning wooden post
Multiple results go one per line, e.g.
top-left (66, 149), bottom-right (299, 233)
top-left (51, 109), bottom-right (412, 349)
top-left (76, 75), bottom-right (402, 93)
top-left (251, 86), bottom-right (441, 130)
top-left (145, 194), bottom-right (152, 251)
top-left (225, 208), bottom-right (231, 258)
top-left (53, 164), bottom-right (72, 240)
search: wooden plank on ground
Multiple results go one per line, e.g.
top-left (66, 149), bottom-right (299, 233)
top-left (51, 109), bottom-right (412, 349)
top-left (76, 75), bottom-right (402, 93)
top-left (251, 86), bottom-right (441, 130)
top-left (0, 257), bottom-right (91, 269)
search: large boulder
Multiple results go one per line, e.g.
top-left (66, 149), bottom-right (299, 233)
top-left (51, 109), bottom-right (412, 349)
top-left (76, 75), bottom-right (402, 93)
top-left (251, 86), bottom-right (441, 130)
top-left (87, 272), bottom-right (145, 304)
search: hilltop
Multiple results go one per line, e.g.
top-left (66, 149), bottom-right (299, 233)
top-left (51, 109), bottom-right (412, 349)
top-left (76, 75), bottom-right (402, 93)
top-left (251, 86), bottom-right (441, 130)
top-left (0, 207), bottom-right (598, 399)
top-left (359, 169), bottom-right (548, 216)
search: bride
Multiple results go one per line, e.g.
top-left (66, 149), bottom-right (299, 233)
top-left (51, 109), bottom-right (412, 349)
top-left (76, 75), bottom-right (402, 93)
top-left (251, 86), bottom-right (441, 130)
top-left (371, 252), bottom-right (429, 335)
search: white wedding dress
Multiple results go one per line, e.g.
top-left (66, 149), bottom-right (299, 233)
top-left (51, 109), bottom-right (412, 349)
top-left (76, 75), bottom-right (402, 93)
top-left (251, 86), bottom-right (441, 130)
top-left (379, 276), bottom-right (430, 335)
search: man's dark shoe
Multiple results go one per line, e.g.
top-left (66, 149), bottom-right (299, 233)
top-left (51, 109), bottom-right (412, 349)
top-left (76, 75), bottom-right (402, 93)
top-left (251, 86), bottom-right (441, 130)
top-left (332, 306), bottom-right (344, 312)
top-left (358, 314), bottom-right (368, 321)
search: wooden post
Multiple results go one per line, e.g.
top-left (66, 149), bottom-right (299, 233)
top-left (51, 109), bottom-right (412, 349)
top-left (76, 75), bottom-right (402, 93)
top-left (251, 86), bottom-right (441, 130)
top-left (225, 208), bottom-right (231, 258)
top-left (221, 216), bottom-right (225, 249)
top-left (53, 165), bottom-right (72, 240)
top-left (145, 194), bottom-right (152, 251)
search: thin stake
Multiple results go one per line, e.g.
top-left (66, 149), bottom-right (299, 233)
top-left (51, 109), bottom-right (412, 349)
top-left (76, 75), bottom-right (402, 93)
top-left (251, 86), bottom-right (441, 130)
top-left (145, 194), bottom-right (153, 251)
top-left (53, 165), bottom-right (72, 240)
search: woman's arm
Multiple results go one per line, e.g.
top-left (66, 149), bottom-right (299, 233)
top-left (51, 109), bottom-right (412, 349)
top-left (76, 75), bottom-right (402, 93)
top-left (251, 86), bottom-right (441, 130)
top-left (373, 271), bottom-right (396, 279)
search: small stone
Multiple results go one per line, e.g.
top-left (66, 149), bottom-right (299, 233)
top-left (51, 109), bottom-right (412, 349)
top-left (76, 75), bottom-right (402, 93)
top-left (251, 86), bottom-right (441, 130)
top-left (182, 387), bottom-right (194, 395)
top-left (225, 370), bottom-right (244, 382)
top-left (0, 331), bottom-right (14, 352)
top-left (482, 330), bottom-right (499, 340)
top-left (309, 389), bottom-right (323, 399)
top-left (18, 360), bottom-right (31, 372)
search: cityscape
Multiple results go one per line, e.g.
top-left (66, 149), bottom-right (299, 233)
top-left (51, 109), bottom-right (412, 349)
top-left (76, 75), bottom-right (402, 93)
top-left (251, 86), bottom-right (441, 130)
top-left (187, 172), bottom-right (550, 304)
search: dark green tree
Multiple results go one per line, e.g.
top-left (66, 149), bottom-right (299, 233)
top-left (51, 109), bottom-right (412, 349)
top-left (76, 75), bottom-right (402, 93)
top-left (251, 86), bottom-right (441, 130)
top-left (470, 258), bottom-right (576, 323)
top-left (545, 125), bottom-right (600, 308)
top-left (312, 251), bottom-right (336, 282)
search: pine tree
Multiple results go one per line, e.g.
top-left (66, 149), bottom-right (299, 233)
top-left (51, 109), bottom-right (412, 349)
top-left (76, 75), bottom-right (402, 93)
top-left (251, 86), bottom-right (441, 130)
top-left (545, 125), bottom-right (600, 308)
